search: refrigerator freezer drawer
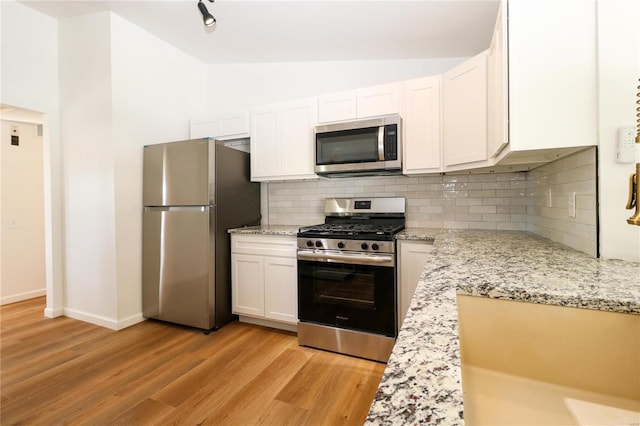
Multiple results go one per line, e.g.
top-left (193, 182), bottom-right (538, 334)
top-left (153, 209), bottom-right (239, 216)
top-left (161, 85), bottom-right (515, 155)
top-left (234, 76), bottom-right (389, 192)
top-left (143, 206), bottom-right (213, 329)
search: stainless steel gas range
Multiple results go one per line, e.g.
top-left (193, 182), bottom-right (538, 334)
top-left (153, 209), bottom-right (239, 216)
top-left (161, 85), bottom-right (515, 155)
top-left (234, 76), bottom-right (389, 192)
top-left (296, 197), bottom-right (405, 363)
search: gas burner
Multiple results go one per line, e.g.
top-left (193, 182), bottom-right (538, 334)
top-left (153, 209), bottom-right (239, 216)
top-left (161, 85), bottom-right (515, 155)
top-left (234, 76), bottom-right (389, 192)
top-left (297, 197), bottom-right (406, 243)
top-left (298, 223), bottom-right (405, 240)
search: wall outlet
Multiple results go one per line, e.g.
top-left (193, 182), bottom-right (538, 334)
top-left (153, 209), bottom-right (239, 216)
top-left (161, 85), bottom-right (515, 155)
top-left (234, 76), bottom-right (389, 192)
top-left (568, 192), bottom-right (576, 218)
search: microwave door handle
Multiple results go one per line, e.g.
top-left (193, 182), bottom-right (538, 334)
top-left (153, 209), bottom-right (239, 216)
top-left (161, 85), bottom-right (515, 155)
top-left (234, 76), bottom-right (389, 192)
top-left (377, 126), bottom-right (385, 161)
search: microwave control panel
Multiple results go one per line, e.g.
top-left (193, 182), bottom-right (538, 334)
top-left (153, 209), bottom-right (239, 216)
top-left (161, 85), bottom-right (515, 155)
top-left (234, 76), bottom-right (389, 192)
top-left (384, 124), bottom-right (398, 161)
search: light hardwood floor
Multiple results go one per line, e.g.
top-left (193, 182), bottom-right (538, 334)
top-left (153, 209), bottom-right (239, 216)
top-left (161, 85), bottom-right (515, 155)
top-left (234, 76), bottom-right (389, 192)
top-left (0, 297), bottom-right (386, 425)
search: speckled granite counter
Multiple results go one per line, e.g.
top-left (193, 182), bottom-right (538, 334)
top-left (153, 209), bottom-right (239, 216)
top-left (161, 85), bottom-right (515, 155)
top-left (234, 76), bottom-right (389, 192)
top-left (227, 225), bottom-right (300, 236)
top-left (367, 229), bottom-right (640, 425)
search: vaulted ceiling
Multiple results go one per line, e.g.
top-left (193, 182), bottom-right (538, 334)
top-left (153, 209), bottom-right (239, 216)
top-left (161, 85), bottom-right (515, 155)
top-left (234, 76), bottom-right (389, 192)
top-left (19, 0), bottom-right (500, 64)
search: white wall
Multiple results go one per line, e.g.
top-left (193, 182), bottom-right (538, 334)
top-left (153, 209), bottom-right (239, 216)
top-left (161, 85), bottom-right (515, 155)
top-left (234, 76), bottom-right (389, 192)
top-left (110, 13), bottom-right (207, 322)
top-left (203, 58), bottom-right (465, 115)
top-left (57, 11), bottom-right (207, 329)
top-left (0, 0), bottom-right (63, 316)
top-left (597, 0), bottom-right (640, 261)
top-left (59, 12), bottom-right (118, 325)
top-left (0, 120), bottom-right (45, 304)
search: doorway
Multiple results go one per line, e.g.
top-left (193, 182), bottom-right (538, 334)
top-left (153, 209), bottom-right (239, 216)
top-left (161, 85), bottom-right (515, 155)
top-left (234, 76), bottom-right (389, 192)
top-left (0, 106), bottom-right (47, 306)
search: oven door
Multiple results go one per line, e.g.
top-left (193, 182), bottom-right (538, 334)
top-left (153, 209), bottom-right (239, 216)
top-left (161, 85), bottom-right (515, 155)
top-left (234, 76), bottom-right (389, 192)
top-left (297, 252), bottom-right (397, 337)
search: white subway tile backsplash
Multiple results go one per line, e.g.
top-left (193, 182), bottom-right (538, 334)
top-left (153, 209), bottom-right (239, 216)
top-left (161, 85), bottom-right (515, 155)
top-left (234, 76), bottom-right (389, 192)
top-left (265, 148), bottom-right (597, 256)
top-left (525, 148), bottom-right (597, 257)
top-left (470, 205), bottom-right (497, 214)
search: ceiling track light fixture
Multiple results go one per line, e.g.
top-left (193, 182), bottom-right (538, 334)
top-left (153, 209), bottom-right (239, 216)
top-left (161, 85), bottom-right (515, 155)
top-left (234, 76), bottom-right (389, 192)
top-left (198, 0), bottom-right (216, 27)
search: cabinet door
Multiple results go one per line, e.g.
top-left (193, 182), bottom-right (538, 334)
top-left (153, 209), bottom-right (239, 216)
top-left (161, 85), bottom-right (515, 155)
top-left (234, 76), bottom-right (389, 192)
top-left (231, 253), bottom-right (265, 317)
top-left (189, 118), bottom-right (217, 139)
top-left (398, 241), bottom-right (435, 328)
top-left (402, 76), bottom-right (442, 174)
top-left (318, 90), bottom-right (357, 123)
top-left (216, 112), bottom-right (250, 139)
top-left (356, 82), bottom-right (402, 118)
top-left (190, 112), bottom-right (250, 140)
top-left (508, 0), bottom-right (596, 151)
top-left (264, 257), bottom-right (298, 324)
top-left (443, 51), bottom-right (489, 167)
top-left (280, 98), bottom-right (318, 179)
top-left (250, 106), bottom-right (280, 180)
top-left (488, 1), bottom-right (509, 158)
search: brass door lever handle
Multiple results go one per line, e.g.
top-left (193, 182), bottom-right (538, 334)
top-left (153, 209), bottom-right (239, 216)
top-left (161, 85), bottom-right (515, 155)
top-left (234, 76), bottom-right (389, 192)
top-left (626, 172), bottom-right (636, 210)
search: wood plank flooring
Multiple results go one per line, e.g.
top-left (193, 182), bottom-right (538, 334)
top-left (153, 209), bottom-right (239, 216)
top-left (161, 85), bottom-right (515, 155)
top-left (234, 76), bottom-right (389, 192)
top-left (0, 297), bottom-right (386, 425)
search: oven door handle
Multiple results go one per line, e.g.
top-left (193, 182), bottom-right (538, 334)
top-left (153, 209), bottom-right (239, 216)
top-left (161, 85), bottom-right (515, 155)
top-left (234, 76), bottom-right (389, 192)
top-left (297, 250), bottom-right (394, 267)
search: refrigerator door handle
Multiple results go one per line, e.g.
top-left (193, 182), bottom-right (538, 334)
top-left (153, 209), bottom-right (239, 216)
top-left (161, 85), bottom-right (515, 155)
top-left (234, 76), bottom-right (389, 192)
top-left (144, 206), bottom-right (209, 212)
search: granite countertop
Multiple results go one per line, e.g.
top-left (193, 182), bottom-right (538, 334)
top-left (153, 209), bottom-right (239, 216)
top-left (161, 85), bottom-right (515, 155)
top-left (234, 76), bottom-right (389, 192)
top-left (367, 228), bottom-right (640, 425)
top-left (227, 225), bottom-right (300, 236)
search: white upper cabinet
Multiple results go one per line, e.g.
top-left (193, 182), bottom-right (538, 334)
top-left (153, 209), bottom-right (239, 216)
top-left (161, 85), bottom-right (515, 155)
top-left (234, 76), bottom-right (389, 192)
top-left (190, 112), bottom-right (250, 140)
top-left (250, 97), bottom-right (318, 181)
top-left (356, 82), bottom-right (402, 119)
top-left (443, 50), bottom-right (489, 168)
top-left (488, 1), bottom-right (508, 159)
top-left (317, 82), bottom-right (402, 123)
top-left (495, 0), bottom-right (597, 162)
top-left (402, 75), bottom-right (442, 174)
top-left (317, 90), bottom-right (357, 123)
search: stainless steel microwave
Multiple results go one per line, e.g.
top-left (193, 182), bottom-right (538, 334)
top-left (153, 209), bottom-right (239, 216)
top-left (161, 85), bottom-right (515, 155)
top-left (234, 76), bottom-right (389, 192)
top-left (314, 114), bottom-right (402, 177)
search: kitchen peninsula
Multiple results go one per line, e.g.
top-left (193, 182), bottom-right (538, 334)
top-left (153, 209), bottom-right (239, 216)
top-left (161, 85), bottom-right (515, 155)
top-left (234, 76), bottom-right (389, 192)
top-left (366, 229), bottom-right (640, 425)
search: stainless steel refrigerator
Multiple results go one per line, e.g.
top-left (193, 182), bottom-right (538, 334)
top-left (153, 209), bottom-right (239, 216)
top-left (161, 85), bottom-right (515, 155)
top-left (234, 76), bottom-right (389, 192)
top-left (142, 138), bottom-right (260, 331)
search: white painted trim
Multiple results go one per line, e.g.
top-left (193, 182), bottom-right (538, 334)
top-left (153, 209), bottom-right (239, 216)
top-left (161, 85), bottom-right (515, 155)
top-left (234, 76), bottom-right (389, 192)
top-left (44, 307), bottom-right (63, 318)
top-left (238, 315), bottom-right (298, 333)
top-left (116, 313), bottom-right (146, 330)
top-left (0, 289), bottom-right (46, 306)
top-left (61, 308), bottom-right (142, 330)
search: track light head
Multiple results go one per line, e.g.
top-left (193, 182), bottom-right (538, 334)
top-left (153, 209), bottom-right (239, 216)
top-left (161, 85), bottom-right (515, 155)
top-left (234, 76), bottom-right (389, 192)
top-left (198, 0), bottom-right (216, 27)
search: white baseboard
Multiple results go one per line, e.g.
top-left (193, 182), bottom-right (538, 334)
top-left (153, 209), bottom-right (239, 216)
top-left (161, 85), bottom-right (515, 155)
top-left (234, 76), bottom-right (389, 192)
top-left (44, 307), bottom-right (63, 318)
top-left (0, 289), bottom-right (46, 306)
top-left (238, 315), bottom-right (298, 333)
top-left (62, 308), bottom-right (146, 330)
top-left (116, 313), bottom-right (146, 330)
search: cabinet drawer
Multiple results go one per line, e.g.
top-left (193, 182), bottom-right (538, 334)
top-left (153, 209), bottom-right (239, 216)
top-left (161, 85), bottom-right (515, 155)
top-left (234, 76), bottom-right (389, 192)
top-left (231, 234), bottom-right (297, 257)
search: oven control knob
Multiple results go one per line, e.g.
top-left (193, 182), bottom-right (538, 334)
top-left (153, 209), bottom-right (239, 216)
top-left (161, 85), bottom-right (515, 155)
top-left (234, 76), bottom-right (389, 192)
top-left (315, 241), bottom-right (323, 248)
top-left (306, 240), bottom-right (314, 247)
top-left (361, 242), bottom-right (369, 250)
top-left (337, 241), bottom-right (345, 249)
top-left (371, 243), bottom-right (379, 251)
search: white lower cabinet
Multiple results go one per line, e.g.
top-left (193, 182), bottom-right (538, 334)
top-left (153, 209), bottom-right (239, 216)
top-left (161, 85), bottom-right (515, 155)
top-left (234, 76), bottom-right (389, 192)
top-left (397, 240), bottom-right (435, 328)
top-left (231, 254), bottom-right (265, 317)
top-left (231, 234), bottom-right (298, 330)
top-left (264, 257), bottom-right (298, 323)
